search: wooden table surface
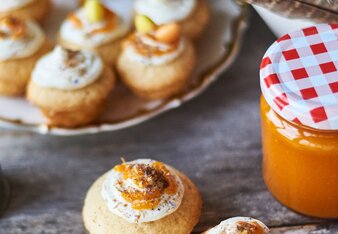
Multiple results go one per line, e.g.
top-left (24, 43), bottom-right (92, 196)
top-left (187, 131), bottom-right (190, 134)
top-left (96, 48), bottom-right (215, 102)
top-left (0, 9), bottom-right (337, 234)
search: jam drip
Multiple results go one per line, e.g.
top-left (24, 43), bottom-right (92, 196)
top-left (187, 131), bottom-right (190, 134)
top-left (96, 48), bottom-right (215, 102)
top-left (125, 33), bottom-right (180, 57)
top-left (0, 17), bottom-right (27, 40)
top-left (236, 221), bottom-right (265, 234)
top-left (67, 8), bottom-right (117, 35)
top-left (114, 162), bottom-right (178, 210)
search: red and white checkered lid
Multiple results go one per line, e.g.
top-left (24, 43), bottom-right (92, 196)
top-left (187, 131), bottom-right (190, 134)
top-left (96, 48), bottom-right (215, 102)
top-left (260, 24), bottom-right (338, 130)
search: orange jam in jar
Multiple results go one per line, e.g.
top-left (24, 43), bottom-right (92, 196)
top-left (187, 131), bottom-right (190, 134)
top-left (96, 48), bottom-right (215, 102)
top-left (260, 24), bottom-right (338, 218)
top-left (261, 96), bottom-right (338, 218)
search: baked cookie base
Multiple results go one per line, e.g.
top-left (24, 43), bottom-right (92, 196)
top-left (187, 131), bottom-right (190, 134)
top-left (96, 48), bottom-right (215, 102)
top-left (117, 40), bottom-right (196, 100)
top-left (0, 0), bottom-right (52, 23)
top-left (0, 40), bottom-right (53, 96)
top-left (83, 169), bottom-right (202, 234)
top-left (27, 66), bottom-right (115, 128)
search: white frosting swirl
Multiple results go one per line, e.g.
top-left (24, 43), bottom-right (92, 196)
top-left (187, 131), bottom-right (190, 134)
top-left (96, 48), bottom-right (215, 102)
top-left (0, 19), bottom-right (45, 61)
top-left (125, 34), bottom-right (186, 65)
top-left (134, 0), bottom-right (196, 25)
top-left (32, 46), bottom-right (103, 90)
top-left (0, 0), bottom-right (35, 12)
top-left (205, 217), bottom-right (270, 234)
top-left (60, 8), bottom-right (130, 48)
top-left (101, 159), bottom-right (185, 223)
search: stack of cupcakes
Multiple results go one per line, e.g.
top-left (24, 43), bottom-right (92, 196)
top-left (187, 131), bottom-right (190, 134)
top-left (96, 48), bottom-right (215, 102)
top-left (0, 0), bottom-right (211, 128)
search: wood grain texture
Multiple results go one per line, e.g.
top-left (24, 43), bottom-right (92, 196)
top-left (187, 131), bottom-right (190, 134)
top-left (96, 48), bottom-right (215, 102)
top-left (0, 11), bottom-right (337, 234)
top-left (271, 224), bottom-right (338, 234)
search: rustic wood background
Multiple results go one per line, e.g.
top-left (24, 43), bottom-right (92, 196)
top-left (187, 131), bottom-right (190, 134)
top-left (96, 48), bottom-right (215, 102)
top-left (0, 9), bottom-right (337, 234)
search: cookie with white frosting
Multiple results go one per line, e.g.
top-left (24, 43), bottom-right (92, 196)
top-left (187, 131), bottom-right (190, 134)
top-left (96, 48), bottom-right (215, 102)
top-left (0, 0), bottom-right (51, 23)
top-left (58, 0), bottom-right (131, 65)
top-left (134, 0), bottom-right (210, 40)
top-left (0, 16), bottom-right (52, 96)
top-left (83, 159), bottom-right (202, 234)
top-left (27, 46), bottom-right (116, 127)
top-left (117, 18), bottom-right (195, 100)
top-left (203, 217), bottom-right (270, 234)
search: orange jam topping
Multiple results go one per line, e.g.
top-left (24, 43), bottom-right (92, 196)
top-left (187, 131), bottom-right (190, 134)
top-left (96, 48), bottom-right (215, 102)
top-left (67, 9), bottom-right (117, 35)
top-left (0, 17), bottom-right (27, 40)
top-left (114, 161), bottom-right (178, 210)
top-left (68, 13), bottom-right (83, 29)
top-left (124, 33), bottom-right (180, 57)
top-left (236, 221), bottom-right (265, 234)
top-left (88, 10), bottom-right (116, 35)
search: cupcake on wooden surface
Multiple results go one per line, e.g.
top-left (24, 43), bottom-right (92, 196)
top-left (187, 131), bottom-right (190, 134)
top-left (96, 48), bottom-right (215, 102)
top-left (0, 0), bottom-right (51, 23)
top-left (134, 0), bottom-right (210, 40)
top-left (117, 15), bottom-right (196, 100)
top-left (27, 46), bottom-right (115, 128)
top-left (0, 16), bottom-right (52, 96)
top-left (83, 158), bottom-right (202, 234)
top-left (59, 0), bottom-right (131, 66)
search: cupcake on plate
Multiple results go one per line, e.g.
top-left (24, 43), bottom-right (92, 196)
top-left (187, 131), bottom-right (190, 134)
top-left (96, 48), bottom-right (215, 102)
top-left (203, 217), bottom-right (270, 234)
top-left (134, 0), bottom-right (210, 40)
top-left (0, 0), bottom-right (51, 23)
top-left (83, 158), bottom-right (202, 234)
top-left (27, 46), bottom-right (115, 128)
top-left (117, 16), bottom-right (196, 100)
top-left (59, 0), bottom-right (131, 66)
top-left (0, 16), bottom-right (51, 96)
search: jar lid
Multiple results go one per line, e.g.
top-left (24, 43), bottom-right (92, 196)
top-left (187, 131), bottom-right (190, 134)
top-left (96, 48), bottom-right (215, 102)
top-left (260, 24), bottom-right (338, 130)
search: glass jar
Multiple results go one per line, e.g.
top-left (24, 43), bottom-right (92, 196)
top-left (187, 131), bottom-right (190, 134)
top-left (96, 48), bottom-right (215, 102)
top-left (259, 24), bottom-right (338, 218)
top-left (261, 96), bottom-right (338, 218)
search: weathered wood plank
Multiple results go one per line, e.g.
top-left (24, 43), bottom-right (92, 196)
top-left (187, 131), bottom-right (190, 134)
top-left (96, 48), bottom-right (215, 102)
top-left (0, 11), bottom-right (337, 234)
top-left (271, 224), bottom-right (338, 234)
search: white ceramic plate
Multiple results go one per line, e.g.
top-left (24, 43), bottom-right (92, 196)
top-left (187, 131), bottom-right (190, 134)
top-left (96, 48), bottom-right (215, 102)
top-left (0, 0), bottom-right (248, 135)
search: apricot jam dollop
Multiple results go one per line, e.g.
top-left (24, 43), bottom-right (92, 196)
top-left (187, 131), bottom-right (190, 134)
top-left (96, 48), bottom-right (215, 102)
top-left (114, 161), bottom-right (177, 210)
top-left (101, 159), bottom-right (184, 223)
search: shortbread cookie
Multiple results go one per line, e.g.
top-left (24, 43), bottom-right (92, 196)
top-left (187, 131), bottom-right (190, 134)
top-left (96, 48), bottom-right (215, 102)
top-left (83, 159), bottom-right (202, 234)
top-left (0, 17), bottom-right (52, 96)
top-left (27, 46), bottom-right (115, 127)
top-left (58, 0), bottom-right (130, 65)
top-left (117, 22), bottom-right (195, 100)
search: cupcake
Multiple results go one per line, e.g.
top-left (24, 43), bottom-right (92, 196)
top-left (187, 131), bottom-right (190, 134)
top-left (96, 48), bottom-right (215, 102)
top-left (27, 46), bottom-right (115, 128)
top-left (59, 0), bottom-right (131, 66)
top-left (134, 0), bottom-right (210, 40)
top-left (0, 16), bottom-right (51, 96)
top-left (83, 159), bottom-right (202, 234)
top-left (0, 0), bottom-right (51, 23)
top-left (203, 217), bottom-right (270, 234)
top-left (117, 17), bottom-right (195, 100)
